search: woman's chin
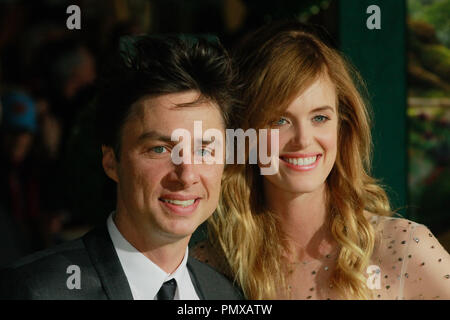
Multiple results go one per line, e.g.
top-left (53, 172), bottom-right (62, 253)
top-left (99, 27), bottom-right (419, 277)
top-left (279, 181), bottom-right (326, 195)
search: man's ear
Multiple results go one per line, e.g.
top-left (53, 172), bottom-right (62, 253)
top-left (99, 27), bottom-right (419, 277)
top-left (102, 146), bottom-right (119, 183)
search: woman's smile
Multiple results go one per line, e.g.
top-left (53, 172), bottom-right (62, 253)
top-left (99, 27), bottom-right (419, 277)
top-left (279, 153), bottom-right (322, 171)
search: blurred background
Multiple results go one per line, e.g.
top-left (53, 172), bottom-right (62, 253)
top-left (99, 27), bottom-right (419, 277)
top-left (0, 0), bottom-right (448, 267)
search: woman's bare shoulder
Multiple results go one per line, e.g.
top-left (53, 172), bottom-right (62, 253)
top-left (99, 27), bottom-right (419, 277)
top-left (364, 211), bottom-right (417, 232)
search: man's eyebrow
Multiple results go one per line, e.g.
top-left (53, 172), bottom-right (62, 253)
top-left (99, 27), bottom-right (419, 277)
top-left (309, 105), bottom-right (335, 113)
top-left (195, 136), bottom-right (219, 145)
top-left (137, 131), bottom-right (173, 143)
top-left (138, 130), bottom-right (222, 144)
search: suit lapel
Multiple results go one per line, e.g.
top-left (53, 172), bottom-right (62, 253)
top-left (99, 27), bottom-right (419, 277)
top-left (186, 256), bottom-right (206, 300)
top-left (82, 224), bottom-right (134, 300)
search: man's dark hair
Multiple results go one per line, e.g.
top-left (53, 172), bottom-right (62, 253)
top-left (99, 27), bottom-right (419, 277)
top-left (95, 34), bottom-right (234, 159)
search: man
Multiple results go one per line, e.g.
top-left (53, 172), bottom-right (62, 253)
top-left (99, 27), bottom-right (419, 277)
top-left (0, 35), bottom-right (242, 300)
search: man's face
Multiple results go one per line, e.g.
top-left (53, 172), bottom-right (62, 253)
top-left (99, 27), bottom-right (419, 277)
top-left (103, 90), bottom-right (225, 243)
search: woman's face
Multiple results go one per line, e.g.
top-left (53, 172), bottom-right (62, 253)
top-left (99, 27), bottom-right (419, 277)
top-left (262, 74), bottom-right (338, 196)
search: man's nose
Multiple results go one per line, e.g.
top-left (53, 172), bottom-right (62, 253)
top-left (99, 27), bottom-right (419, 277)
top-left (172, 162), bottom-right (200, 188)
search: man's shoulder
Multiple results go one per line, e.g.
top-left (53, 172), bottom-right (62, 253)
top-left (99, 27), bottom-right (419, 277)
top-left (187, 255), bottom-right (227, 279)
top-left (187, 256), bottom-right (244, 300)
top-left (0, 231), bottom-right (104, 299)
top-left (3, 237), bottom-right (86, 270)
top-left (1, 229), bottom-right (99, 277)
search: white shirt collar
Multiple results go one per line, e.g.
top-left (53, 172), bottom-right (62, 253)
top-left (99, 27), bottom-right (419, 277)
top-left (106, 212), bottom-right (199, 300)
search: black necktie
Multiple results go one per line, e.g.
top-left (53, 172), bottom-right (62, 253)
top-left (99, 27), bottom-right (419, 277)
top-left (156, 279), bottom-right (177, 300)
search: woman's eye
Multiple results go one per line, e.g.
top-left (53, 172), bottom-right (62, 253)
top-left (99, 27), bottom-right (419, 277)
top-left (312, 115), bottom-right (329, 123)
top-left (274, 117), bottom-right (289, 126)
top-left (150, 146), bottom-right (168, 154)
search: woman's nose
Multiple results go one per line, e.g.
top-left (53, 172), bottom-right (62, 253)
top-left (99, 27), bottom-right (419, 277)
top-left (290, 122), bottom-right (312, 149)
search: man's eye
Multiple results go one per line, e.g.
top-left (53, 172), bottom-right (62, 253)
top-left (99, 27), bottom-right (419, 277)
top-left (195, 148), bottom-right (213, 157)
top-left (312, 115), bottom-right (329, 123)
top-left (150, 146), bottom-right (168, 154)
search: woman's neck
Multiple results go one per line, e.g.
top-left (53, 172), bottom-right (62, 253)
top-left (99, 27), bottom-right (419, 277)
top-left (264, 182), bottom-right (336, 261)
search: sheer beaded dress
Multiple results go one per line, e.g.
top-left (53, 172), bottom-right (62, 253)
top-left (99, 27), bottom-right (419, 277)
top-left (191, 215), bottom-right (450, 300)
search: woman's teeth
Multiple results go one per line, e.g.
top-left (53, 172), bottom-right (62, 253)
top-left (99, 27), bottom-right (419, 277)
top-left (161, 199), bottom-right (195, 207)
top-left (283, 156), bottom-right (317, 166)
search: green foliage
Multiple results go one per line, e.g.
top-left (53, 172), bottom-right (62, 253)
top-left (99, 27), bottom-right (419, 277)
top-left (419, 44), bottom-right (450, 82)
top-left (408, 0), bottom-right (450, 46)
top-left (423, 0), bottom-right (450, 46)
top-left (408, 112), bottom-right (450, 232)
top-left (408, 88), bottom-right (448, 97)
top-left (418, 167), bottom-right (450, 234)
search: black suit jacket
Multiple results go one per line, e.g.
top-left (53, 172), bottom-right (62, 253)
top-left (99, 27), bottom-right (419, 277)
top-left (0, 224), bottom-right (243, 300)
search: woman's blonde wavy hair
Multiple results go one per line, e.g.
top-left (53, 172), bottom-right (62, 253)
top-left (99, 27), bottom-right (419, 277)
top-left (207, 21), bottom-right (393, 300)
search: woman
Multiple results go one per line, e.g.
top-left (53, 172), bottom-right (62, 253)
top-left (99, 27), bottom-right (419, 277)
top-left (193, 21), bottom-right (450, 300)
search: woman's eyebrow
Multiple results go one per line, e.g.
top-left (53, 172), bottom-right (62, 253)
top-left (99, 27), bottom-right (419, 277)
top-left (282, 105), bottom-right (336, 117)
top-left (309, 105), bottom-right (335, 113)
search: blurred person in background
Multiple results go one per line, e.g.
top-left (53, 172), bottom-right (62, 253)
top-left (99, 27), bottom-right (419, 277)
top-left (26, 37), bottom-right (98, 234)
top-left (31, 37), bottom-right (97, 156)
top-left (0, 90), bottom-right (44, 265)
top-left (0, 91), bottom-right (28, 267)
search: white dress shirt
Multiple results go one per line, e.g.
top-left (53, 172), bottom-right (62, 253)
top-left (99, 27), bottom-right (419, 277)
top-left (106, 213), bottom-right (199, 300)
